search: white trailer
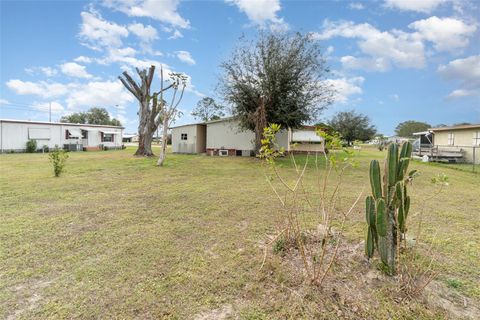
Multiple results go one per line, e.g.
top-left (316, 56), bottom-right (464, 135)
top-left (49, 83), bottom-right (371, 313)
top-left (0, 119), bottom-right (124, 153)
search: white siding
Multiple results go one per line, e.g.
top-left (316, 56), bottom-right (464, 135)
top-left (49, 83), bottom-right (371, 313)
top-left (276, 129), bottom-right (289, 151)
top-left (292, 129), bottom-right (322, 142)
top-left (206, 120), bottom-right (255, 150)
top-left (172, 124), bottom-right (199, 153)
top-left (0, 121), bottom-right (123, 152)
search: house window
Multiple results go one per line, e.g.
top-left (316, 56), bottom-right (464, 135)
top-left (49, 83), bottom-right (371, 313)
top-left (181, 133), bottom-right (188, 140)
top-left (102, 134), bottom-right (114, 142)
top-left (447, 132), bottom-right (455, 146)
top-left (82, 130), bottom-right (88, 139)
top-left (65, 130), bottom-right (79, 139)
top-left (473, 131), bottom-right (480, 146)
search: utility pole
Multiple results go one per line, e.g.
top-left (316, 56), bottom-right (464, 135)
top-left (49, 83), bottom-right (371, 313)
top-left (115, 104), bottom-right (119, 118)
top-left (49, 102), bottom-right (52, 122)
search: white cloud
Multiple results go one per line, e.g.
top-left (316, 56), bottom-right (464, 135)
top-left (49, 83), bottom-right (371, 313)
top-left (128, 23), bottom-right (158, 42)
top-left (340, 56), bottom-right (390, 72)
top-left (438, 55), bottom-right (480, 81)
top-left (79, 9), bottom-right (129, 50)
top-left (227, 0), bottom-right (289, 32)
top-left (74, 56), bottom-right (93, 63)
top-left (384, 0), bottom-right (447, 13)
top-left (438, 55), bottom-right (480, 98)
top-left (348, 2), bottom-right (364, 10)
top-left (65, 80), bottom-right (134, 109)
top-left (40, 67), bottom-right (57, 77)
top-left (32, 101), bottom-right (65, 114)
top-left (325, 76), bottom-right (365, 103)
top-left (24, 66), bottom-right (58, 77)
top-left (176, 50), bottom-right (196, 65)
top-left (315, 20), bottom-right (425, 70)
top-left (0, 98), bottom-right (9, 104)
top-left (409, 16), bottom-right (477, 52)
top-left (391, 94), bottom-right (400, 101)
top-left (102, 0), bottom-right (190, 29)
top-left (169, 29), bottom-right (183, 39)
top-left (447, 89), bottom-right (476, 98)
top-left (6, 80), bottom-right (71, 99)
top-left (60, 62), bottom-right (93, 78)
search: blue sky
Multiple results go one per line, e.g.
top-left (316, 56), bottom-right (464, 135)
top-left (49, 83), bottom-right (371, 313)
top-left (1, 0), bottom-right (479, 135)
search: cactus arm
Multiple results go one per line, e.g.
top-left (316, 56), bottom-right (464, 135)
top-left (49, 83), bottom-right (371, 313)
top-left (375, 198), bottom-right (387, 237)
top-left (366, 196), bottom-right (375, 226)
top-left (387, 143), bottom-right (398, 187)
top-left (369, 160), bottom-right (383, 200)
top-left (366, 227), bottom-right (374, 258)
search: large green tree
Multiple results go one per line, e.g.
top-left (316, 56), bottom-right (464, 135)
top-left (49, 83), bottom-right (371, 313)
top-left (219, 32), bottom-right (334, 152)
top-left (394, 120), bottom-right (430, 138)
top-left (60, 107), bottom-right (121, 126)
top-left (329, 110), bottom-right (376, 145)
top-left (191, 97), bottom-right (225, 122)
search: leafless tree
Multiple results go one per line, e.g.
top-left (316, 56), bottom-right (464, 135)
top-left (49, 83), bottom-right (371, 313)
top-left (119, 66), bottom-right (186, 160)
top-left (156, 70), bottom-right (187, 166)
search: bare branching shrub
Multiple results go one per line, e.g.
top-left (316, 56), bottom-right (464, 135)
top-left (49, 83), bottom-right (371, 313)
top-left (259, 124), bottom-right (362, 286)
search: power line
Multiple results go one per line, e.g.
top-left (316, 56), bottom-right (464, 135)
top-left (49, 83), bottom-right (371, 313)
top-left (0, 105), bottom-right (51, 113)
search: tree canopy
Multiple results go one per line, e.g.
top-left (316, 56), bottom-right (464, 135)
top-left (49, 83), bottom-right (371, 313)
top-left (60, 107), bottom-right (121, 126)
top-left (191, 97), bottom-right (225, 122)
top-left (394, 120), bottom-right (430, 138)
top-left (328, 110), bottom-right (376, 145)
top-left (219, 32), bottom-right (334, 150)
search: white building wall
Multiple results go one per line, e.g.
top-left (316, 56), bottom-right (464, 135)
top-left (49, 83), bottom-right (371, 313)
top-left (172, 124), bottom-right (199, 153)
top-left (206, 119), bottom-right (255, 150)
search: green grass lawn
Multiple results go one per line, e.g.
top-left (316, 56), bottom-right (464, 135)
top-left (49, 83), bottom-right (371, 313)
top-left (1, 147), bottom-right (479, 319)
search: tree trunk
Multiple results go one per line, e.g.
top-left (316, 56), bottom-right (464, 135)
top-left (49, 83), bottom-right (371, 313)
top-left (134, 101), bottom-right (156, 157)
top-left (157, 115), bottom-right (169, 166)
top-left (254, 97), bottom-right (267, 154)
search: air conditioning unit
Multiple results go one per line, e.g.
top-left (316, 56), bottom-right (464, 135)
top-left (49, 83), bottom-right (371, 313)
top-left (241, 150), bottom-right (253, 157)
top-left (219, 149), bottom-right (228, 156)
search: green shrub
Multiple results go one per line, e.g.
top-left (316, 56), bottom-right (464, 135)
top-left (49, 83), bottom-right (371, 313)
top-left (26, 139), bottom-right (37, 153)
top-left (446, 278), bottom-right (463, 289)
top-left (42, 145), bottom-right (49, 153)
top-left (272, 238), bottom-right (286, 255)
top-left (48, 147), bottom-right (68, 177)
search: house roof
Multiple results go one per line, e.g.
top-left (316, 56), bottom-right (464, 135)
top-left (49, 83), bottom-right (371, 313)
top-left (171, 116), bottom-right (321, 131)
top-left (429, 123), bottom-right (480, 132)
top-left (169, 116), bottom-right (237, 129)
top-left (0, 118), bottom-right (124, 129)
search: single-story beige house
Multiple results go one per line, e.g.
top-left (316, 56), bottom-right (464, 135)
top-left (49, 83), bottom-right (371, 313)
top-left (414, 123), bottom-right (480, 163)
top-left (171, 117), bottom-right (324, 156)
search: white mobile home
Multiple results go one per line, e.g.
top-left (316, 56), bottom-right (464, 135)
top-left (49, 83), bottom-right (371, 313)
top-left (0, 119), bottom-right (124, 153)
top-left (171, 117), bottom-right (324, 156)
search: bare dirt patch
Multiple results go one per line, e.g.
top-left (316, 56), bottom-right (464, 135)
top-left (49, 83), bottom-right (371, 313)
top-left (424, 281), bottom-right (480, 320)
top-left (193, 304), bottom-right (236, 320)
top-left (7, 279), bottom-right (52, 320)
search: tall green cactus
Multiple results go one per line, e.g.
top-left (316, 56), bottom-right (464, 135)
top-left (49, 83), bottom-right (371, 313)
top-left (365, 142), bottom-right (414, 274)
